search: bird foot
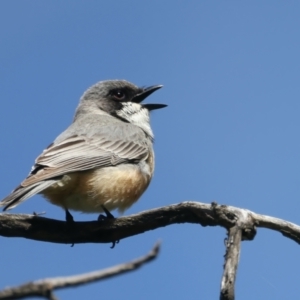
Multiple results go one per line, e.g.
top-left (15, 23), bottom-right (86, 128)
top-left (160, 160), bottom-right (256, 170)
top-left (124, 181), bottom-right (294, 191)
top-left (97, 205), bottom-right (119, 249)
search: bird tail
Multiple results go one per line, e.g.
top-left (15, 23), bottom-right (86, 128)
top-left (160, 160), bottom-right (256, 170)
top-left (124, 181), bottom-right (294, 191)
top-left (0, 180), bottom-right (56, 211)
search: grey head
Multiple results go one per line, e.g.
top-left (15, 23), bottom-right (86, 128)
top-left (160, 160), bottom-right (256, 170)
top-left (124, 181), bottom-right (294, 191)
top-left (75, 80), bottom-right (166, 138)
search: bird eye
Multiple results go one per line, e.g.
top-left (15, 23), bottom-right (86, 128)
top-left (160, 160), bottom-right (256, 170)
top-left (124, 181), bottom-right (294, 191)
top-left (112, 90), bottom-right (126, 100)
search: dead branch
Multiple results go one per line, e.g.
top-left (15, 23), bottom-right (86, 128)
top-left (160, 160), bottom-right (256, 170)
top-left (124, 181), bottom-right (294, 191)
top-left (220, 223), bottom-right (243, 300)
top-left (0, 201), bottom-right (298, 245)
top-left (0, 241), bottom-right (160, 300)
top-left (1, 201), bottom-right (300, 299)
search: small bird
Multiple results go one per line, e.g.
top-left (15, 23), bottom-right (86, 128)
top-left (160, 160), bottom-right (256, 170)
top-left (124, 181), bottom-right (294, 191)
top-left (1, 80), bottom-right (166, 222)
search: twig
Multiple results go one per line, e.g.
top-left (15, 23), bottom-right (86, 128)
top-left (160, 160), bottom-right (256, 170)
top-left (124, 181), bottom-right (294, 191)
top-left (0, 241), bottom-right (160, 300)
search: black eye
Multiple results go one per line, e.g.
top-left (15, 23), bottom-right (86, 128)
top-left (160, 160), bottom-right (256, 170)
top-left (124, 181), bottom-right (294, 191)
top-left (112, 90), bottom-right (126, 100)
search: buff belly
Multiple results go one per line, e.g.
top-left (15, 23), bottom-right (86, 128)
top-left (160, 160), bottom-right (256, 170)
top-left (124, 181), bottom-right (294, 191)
top-left (41, 164), bottom-right (151, 213)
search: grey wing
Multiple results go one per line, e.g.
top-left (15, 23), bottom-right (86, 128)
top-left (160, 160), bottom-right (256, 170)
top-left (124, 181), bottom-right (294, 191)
top-left (22, 134), bottom-right (149, 186)
top-left (0, 132), bottom-right (149, 210)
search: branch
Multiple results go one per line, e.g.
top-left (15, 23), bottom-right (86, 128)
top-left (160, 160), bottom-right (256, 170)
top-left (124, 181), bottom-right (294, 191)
top-left (1, 201), bottom-right (299, 299)
top-left (0, 201), bottom-right (299, 245)
top-left (0, 241), bottom-right (160, 300)
top-left (220, 225), bottom-right (243, 300)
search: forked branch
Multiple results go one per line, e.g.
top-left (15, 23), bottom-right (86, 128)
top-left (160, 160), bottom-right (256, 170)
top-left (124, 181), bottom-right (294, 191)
top-left (1, 201), bottom-right (300, 300)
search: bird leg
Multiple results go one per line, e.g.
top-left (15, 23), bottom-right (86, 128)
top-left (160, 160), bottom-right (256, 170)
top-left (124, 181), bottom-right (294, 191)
top-left (98, 205), bottom-right (119, 249)
top-left (64, 209), bottom-right (75, 247)
top-left (65, 209), bottom-right (74, 223)
top-left (98, 204), bottom-right (115, 220)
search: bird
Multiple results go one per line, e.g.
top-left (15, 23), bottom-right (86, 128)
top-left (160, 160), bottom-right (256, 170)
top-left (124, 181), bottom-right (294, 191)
top-left (0, 80), bottom-right (166, 222)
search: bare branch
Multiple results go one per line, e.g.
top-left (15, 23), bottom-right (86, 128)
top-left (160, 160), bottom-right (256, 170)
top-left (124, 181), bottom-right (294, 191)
top-left (0, 202), bottom-right (299, 299)
top-left (220, 226), bottom-right (243, 300)
top-left (0, 201), bottom-right (299, 246)
top-left (0, 241), bottom-right (160, 300)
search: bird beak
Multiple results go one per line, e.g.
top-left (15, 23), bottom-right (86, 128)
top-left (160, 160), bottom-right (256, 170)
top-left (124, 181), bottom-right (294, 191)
top-left (132, 85), bottom-right (163, 103)
top-left (143, 103), bottom-right (168, 111)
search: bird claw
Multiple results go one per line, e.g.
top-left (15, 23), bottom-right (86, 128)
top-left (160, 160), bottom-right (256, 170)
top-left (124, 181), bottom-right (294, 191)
top-left (110, 240), bottom-right (120, 249)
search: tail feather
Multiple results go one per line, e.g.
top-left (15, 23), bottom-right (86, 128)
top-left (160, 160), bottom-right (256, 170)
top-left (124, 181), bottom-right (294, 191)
top-left (1, 180), bottom-right (57, 211)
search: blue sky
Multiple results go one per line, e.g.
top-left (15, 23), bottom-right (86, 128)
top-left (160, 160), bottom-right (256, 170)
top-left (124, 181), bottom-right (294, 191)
top-left (1, 1), bottom-right (300, 299)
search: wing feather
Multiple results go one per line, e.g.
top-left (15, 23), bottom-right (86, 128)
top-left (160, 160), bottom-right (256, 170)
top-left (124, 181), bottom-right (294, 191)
top-left (22, 134), bottom-right (149, 187)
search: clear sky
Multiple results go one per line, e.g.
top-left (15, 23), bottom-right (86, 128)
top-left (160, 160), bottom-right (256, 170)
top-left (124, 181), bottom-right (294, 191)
top-left (1, 1), bottom-right (300, 299)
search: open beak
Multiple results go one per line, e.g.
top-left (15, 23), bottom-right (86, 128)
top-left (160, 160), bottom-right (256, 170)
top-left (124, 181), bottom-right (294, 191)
top-left (143, 103), bottom-right (168, 111)
top-left (132, 85), bottom-right (167, 111)
top-left (132, 85), bottom-right (163, 103)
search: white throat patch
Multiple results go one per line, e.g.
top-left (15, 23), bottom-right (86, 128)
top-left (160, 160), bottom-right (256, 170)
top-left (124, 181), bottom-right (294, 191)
top-left (116, 102), bottom-right (154, 139)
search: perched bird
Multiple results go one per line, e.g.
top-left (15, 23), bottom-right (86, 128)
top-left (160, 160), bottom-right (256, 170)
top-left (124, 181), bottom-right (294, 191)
top-left (1, 80), bottom-right (166, 221)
